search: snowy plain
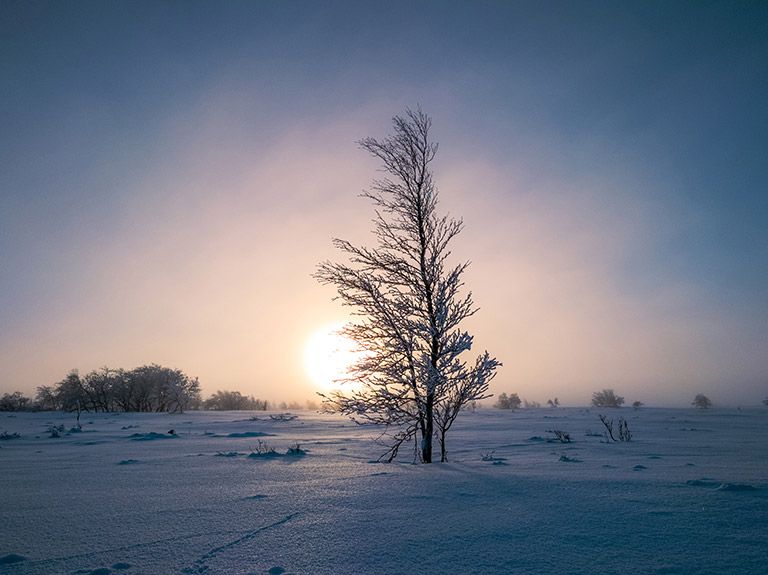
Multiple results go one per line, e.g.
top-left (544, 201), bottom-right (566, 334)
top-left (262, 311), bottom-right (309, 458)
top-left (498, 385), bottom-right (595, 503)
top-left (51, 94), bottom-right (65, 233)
top-left (1, 407), bottom-right (766, 575)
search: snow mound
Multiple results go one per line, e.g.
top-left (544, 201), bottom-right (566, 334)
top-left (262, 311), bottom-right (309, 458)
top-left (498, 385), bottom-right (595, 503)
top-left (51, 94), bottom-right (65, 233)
top-left (129, 432), bottom-right (177, 441)
top-left (686, 479), bottom-right (719, 488)
top-left (0, 554), bottom-right (26, 565)
top-left (224, 431), bottom-right (274, 438)
top-left (717, 483), bottom-right (758, 492)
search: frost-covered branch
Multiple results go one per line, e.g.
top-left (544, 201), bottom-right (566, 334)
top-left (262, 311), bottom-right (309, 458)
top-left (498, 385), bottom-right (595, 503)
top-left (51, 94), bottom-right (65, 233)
top-left (315, 107), bottom-right (499, 462)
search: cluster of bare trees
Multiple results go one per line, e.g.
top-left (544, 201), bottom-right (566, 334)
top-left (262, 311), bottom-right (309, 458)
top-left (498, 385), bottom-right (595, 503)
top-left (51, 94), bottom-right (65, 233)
top-left (0, 391), bottom-right (32, 412)
top-left (203, 390), bottom-right (267, 411)
top-left (35, 365), bottom-right (201, 413)
top-left (591, 389), bottom-right (625, 408)
top-left (494, 393), bottom-right (521, 410)
top-left (494, 393), bottom-right (559, 409)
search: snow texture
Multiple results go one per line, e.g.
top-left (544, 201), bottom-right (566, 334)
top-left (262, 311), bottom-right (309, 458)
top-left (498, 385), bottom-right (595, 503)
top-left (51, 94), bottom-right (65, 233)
top-left (1, 408), bottom-right (766, 574)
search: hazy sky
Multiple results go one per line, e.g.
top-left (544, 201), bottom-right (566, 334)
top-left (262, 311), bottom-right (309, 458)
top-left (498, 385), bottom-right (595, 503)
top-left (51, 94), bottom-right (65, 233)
top-left (2, 1), bottom-right (767, 406)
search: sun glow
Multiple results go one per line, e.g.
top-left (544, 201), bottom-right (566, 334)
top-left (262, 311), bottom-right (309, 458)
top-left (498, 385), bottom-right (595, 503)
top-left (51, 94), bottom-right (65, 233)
top-left (304, 324), bottom-right (364, 390)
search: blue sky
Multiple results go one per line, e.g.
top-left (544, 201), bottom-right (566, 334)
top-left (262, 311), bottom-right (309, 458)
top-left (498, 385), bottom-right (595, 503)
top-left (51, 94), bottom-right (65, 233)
top-left (1, 1), bottom-right (766, 405)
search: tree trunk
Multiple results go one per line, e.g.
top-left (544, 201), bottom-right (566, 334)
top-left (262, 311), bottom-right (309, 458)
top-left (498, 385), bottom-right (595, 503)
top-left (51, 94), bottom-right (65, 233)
top-left (440, 428), bottom-right (447, 462)
top-left (423, 393), bottom-right (433, 463)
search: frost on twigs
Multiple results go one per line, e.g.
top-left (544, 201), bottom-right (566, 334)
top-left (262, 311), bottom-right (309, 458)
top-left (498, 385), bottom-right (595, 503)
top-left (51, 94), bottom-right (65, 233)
top-left (599, 415), bottom-right (632, 442)
top-left (315, 108), bottom-right (500, 463)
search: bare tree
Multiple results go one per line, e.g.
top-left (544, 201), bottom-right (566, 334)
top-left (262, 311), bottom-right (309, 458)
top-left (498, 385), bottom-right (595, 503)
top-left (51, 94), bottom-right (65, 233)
top-left (315, 108), bottom-right (499, 463)
top-left (692, 393), bottom-right (712, 410)
top-left (547, 397), bottom-right (559, 408)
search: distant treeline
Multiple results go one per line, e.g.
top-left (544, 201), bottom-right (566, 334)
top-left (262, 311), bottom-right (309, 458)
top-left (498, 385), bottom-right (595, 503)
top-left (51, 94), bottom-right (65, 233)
top-left (203, 390), bottom-right (267, 411)
top-left (0, 366), bottom-right (276, 413)
top-left (35, 365), bottom-right (202, 413)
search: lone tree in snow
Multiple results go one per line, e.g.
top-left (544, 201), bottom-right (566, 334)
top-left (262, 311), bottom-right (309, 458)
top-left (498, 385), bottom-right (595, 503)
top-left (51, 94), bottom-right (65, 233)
top-left (315, 108), bottom-right (499, 463)
top-left (692, 393), bottom-right (712, 410)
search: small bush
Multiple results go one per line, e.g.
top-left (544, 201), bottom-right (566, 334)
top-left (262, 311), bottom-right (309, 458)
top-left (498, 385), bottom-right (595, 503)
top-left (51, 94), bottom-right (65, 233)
top-left (617, 418), bottom-right (632, 442)
top-left (551, 430), bottom-right (571, 443)
top-left (269, 413), bottom-right (297, 421)
top-left (250, 439), bottom-right (276, 455)
top-left (632, 401), bottom-right (644, 410)
top-left (0, 431), bottom-right (21, 440)
top-left (599, 415), bottom-right (632, 442)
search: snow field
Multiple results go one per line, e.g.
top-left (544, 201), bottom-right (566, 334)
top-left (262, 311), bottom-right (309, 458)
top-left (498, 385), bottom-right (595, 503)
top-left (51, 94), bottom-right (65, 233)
top-left (1, 408), bottom-right (766, 574)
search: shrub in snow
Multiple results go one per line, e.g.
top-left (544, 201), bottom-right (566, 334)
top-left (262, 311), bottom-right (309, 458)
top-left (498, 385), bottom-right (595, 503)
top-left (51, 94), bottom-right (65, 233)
top-left (250, 439), bottom-right (276, 455)
top-left (523, 399), bottom-right (541, 408)
top-left (0, 430), bottom-right (21, 440)
top-left (692, 394), bottom-right (712, 410)
top-left (547, 398), bottom-right (560, 408)
top-left (599, 415), bottom-right (632, 442)
top-left (632, 401), bottom-right (644, 410)
top-left (269, 413), bottom-right (297, 421)
top-left (591, 389), bottom-right (624, 408)
top-left (494, 393), bottom-right (521, 410)
top-left (617, 418), bottom-right (632, 442)
top-left (551, 430), bottom-right (571, 443)
top-left (559, 453), bottom-right (580, 463)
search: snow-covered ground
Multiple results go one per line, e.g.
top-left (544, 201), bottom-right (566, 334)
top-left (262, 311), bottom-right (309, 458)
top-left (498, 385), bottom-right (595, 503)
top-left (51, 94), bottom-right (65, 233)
top-left (1, 407), bottom-right (766, 574)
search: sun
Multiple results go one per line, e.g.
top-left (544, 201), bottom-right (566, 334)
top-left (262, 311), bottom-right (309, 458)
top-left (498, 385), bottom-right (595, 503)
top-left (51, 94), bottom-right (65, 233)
top-left (304, 324), bottom-right (364, 390)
